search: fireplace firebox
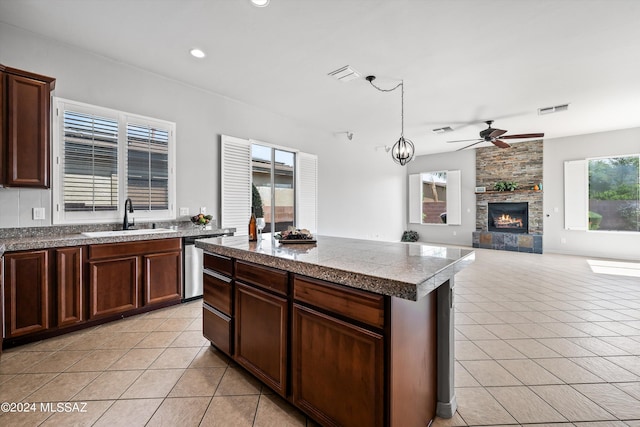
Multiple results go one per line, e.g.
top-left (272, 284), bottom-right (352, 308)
top-left (488, 202), bottom-right (528, 234)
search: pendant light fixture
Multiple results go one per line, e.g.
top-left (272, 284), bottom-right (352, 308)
top-left (366, 75), bottom-right (415, 165)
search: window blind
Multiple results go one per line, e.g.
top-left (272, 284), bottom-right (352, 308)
top-left (296, 152), bottom-right (318, 233)
top-left (127, 122), bottom-right (170, 211)
top-left (62, 110), bottom-right (119, 212)
top-left (221, 135), bottom-right (252, 235)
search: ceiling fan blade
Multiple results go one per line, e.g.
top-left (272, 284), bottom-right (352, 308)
top-left (492, 139), bottom-right (511, 148)
top-left (456, 140), bottom-right (484, 151)
top-left (500, 133), bottom-right (544, 139)
top-left (488, 129), bottom-right (507, 138)
top-left (447, 138), bottom-right (482, 143)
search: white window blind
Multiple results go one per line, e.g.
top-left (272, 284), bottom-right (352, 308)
top-left (53, 98), bottom-right (175, 224)
top-left (564, 159), bottom-right (588, 230)
top-left (62, 110), bottom-right (119, 213)
top-left (221, 135), bottom-right (252, 235)
top-left (446, 170), bottom-right (462, 225)
top-left (126, 121), bottom-right (170, 211)
top-left (408, 174), bottom-right (421, 224)
top-left (296, 152), bottom-right (318, 234)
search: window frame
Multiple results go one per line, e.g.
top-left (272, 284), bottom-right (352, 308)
top-left (564, 153), bottom-right (640, 234)
top-left (52, 97), bottom-right (176, 225)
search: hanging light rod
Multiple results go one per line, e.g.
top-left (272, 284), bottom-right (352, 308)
top-left (365, 75), bottom-right (415, 166)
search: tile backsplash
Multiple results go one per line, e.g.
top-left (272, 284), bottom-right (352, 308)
top-left (0, 187), bottom-right (51, 228)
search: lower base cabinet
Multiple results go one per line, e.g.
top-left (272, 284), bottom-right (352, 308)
top-left (89, 256), bottom-right (139, 319)
top-left (56, 247), bottom-right (84, 327)
top-left (3, 250), bottom-right (49, 337)
top-left (292, 304), bottom-right (384, 427)
top-left (2, 238), bottom-right (183, 348)
top-left (202, 255), bottom-right (440, 427)
top-left (235, 282), bottom-right (288, 397)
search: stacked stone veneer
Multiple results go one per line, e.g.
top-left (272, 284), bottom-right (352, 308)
top-left (474, 140), bottom-right (543, 253)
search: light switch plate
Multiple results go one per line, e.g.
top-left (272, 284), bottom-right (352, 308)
top-left (200, 206), bottom-right (207, 214)
top-left (179, 207), bottom-right (189, 216)
top-left (33, 207), bottom-right (45, 220)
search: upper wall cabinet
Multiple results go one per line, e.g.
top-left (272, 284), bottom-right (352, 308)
top-left (0, 65), bottom-right (56, 188)
top-left (409, 170), bottom-right (462, 225)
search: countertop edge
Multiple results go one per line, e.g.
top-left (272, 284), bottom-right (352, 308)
top-left (196, 238), bottom-right (475, 301)
top-left (0, 228), bottom-right (234, 253)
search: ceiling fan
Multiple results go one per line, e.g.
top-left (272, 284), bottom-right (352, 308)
top-left (447, 120), bottom-right (544, 150)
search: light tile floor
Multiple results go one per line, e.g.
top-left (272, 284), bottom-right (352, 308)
top-left (0, 247), bottom-right (638, 426)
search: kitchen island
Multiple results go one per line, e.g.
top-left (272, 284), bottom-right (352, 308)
top-left (196, 234), bottom-right (474, 427)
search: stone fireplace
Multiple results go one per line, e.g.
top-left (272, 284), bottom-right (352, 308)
top-left (472, 140), bottom-right (543, 253)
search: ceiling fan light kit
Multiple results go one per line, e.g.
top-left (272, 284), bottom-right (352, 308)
top-left (366, 75), bottom-right (415, 165)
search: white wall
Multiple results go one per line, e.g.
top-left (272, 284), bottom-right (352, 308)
top-left (0, 23), bottom-right (405, 240)
top-left (406, 150), bottom-right (476, 246)
top-left (543, 128), bottom-right (640, 260)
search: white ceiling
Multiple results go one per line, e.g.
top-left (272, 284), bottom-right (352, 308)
top-left (2, 0), bottom-right (640, 155)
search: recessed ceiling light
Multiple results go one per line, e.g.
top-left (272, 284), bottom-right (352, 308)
top-left (190, 48), bottom-right (206, 59)
top-left (250, 0), bottom-right (270, 7)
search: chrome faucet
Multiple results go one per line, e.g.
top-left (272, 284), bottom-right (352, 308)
top-left (123, 198), bottom-right (135, 230)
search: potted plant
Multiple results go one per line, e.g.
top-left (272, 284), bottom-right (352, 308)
top-left (494, 181), bottom-right (518, 191)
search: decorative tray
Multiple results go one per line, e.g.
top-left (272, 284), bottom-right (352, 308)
top-left (278, 239), bottom-right (317, 244)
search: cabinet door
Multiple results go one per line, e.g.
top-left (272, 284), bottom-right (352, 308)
top-left (56, 247), bottom-right (84, 327)
top-left (143, 251), bottom-right (182, 306)
top-left (4, 250), bottom-right (50, 337)
top-left (235, 282), bottom-right (288, 396)
top-left (89, 256), bottom-right (139, 318)
top-left (5, 73), bottom-right (51, 187)
top-left (292, 304), bottom-right (384, 427)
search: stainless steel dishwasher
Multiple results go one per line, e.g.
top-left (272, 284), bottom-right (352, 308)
top-left (183, 235), bottom-right (206, 301)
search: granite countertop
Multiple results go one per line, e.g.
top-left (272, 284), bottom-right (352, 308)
top-left (0, 225), bottom-right (234, 256)
top-left (195, 235), bottom-right (475, 301)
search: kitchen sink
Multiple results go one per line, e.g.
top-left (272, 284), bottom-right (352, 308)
top-left (81, 228), bottom-right (177, 238)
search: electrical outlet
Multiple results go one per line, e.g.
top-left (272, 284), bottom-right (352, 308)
top-left (554, 207), bottom-right (559, 213)
top-left (200, 206), bottom-right (206, 214)
top-left (33, 207), bottom-right (45, 220)
top-left (179, 207), bottom-right (189, 216)
top-left (453, 231), bottom-right (457, 236)
top-left (561, 237), bottom-right (567, 244)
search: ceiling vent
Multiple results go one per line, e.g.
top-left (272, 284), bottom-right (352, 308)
top-left (328, 65), bottom-right (361, 82)
top-left (432, 126), bottom-right (454, 134)
top-left (538, 103), bottom-right (569, 115)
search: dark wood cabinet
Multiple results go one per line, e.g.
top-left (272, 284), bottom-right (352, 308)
top-left (88, 238), bottom-right (182, 319)
top-left (235, 282), bottom-right (288, 397)
top-left (2, 238), bottom-right (184, 348)
top-left (0, 65), bottom-right (55, 188)
top-left (292, 304), bottom-right (384, 427)
top-left (202, 253), bottom-right (234, 356)
top-left (89, 256), bottom-right (139, 319)
top-left (56, 247), bottom-right (85, 327)
top-left (3, 250), bottom-right (50, 337)
top-left (143, 251), bottom-right (182, 305)
top-left (199, 253), bottom-right (439, 427)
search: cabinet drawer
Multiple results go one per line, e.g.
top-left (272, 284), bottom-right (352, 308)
top-left (89, 238), bottom-right (181, 260)
top-left (294, 275), bottom-right (385, 329)
top-left (203, 253), bottom-right (233, 276)
top-left (203, 271), bottom-right (232, 316)
top-left (203, 304), bottom-right (232, 356)
top-left (236, 260), bottom-right (288, 296)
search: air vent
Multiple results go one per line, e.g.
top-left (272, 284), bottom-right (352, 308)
top-left (432, 126), bottom-right (454, 134)
top-left (538, 103), bottom-right (570, 115)
top-left (328, 65), bottom-right (361, 82)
